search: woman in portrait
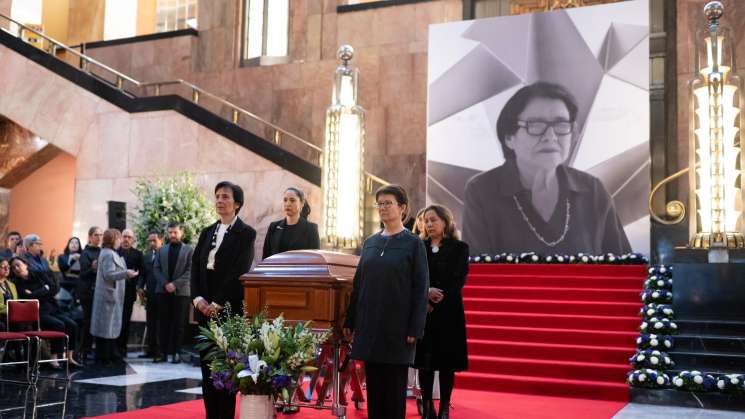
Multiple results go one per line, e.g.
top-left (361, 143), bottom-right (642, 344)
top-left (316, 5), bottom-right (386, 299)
top-left (462, 82), bottom-right (631, 255)
top-left (415, 205), bottom-right (469, 419)
top-left (262, 187), bottom-right (320, 260)
top-left (343, 184), bottom-right (429, 419)
top-left (90, 229), bottom-right (138, 365)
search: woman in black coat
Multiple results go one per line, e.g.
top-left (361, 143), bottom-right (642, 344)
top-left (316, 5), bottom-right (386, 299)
top-left (262, 187), bottom-right (320, 260)
top-left (344, 184), bottom-right (429, 419)
top-left (414, 204), bottom-right (469, 419)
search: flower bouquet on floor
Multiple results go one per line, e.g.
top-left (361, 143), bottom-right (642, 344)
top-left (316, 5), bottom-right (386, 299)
top-left (196, 306), bottom-right (330, 418)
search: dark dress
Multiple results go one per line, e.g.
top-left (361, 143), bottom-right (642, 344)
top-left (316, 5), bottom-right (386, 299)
top-left (462, 160), bottom-right (631, 255)
top-left (261, 217), bottom-right (320, 260)
top-left (414, 238), bottom-right (470, 372)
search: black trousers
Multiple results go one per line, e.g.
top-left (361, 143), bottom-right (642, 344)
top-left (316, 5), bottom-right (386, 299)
top-left (199, 322), bottom-right (236, 419)
top-left (95, 337), bottom-right (118, 363)
top-left (79, 297), bottom-right (94, 355)
top-left (157, 293), bottom-right (190, 356)
top-left (40, 313), bottom-right (77, 355)
top-left (419, 369), bottom-right (455, 405)
top-left (143, 292), bottom-right (160, 355)
top-left (364, 362), bottom-right (409, 419)
top-left (117, 283), bottom-right (137, 355)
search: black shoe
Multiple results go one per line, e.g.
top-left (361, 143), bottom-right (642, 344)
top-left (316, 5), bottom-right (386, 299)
top-left (437, 403), bottom-right (450, 419)
top-left (170, 354), bottom-right (181, 364)
top-left (138, 352), bottom-right (154, 359)
top-left (282, 406), bottom-right (299, 414)
top-left (152, 355), bottom-right (165, 363)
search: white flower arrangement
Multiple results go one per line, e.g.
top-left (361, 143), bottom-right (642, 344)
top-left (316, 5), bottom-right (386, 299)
top-left (715, 374), bottom-right (745, 393)
top-left (643, 275), bottom-right (674, 290)
top-left (641, 289), bottom-right (673, 304)
top-left (466, 253), bottom-right (647, 264)
top-left (627, 368), bottom-right (671, 388)
top-left (639, 317), bottom-right (677, 334)
top-left (672, 371), bottom-right (717, 392)
top-left (630, 349), bottom-right (675, 369)
top-left (647, 265), bottom-right (673, 278)
top-left (636, 334), bottom-right (673, 350)
top-left (639, 303), bottom-right (675, 319)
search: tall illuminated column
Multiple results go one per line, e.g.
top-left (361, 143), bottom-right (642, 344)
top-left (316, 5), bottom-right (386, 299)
top-left (688, 1), bottom-right (745, 251)
top-left (322, 45), bottom-right (366, 250)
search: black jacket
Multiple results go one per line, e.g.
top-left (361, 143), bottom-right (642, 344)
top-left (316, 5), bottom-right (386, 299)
top-left (261, 217), bottom-right (320, 260)
top-left (77, 245), bottom-right (101, 300)
top-left (414, 238), bottom-right (470, 371)
top-left (137, 248), bottom-right (159, 295)
top-left (14, 270), bottom-right (60, 315)
top-left (191, 217), bottom-right (256, 322)
top-left (118, 247), bottom-right (143, 300)
top-left (344, 230), bottom-right (429, 365)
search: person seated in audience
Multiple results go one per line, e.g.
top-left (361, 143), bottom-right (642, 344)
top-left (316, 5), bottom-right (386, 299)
top-left (0, 232), bottom-right (22, 259)
top-left (10, 256), bottom-right (81, 368)
top-left (0, 259), bottom-right (18, 332)
top-left (57, 237), bottom-right (82, 293)
top-left (22, 234), bottom-right (52, 275)
top-left (262, 187), bottom-right (320, 260)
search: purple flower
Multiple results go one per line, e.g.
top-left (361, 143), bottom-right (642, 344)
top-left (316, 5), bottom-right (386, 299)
top-left (272, 375), bottom-right (292, 391)
top-left (210, 371), bottom-right (234, 392)
top-left (227, 351), bottom-right (238, 360)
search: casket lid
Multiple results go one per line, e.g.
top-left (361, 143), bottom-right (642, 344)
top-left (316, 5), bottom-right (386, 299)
top-left (242, 250), bottom-right (359, 282)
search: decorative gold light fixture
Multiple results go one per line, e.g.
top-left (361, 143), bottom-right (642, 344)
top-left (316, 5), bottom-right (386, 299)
top-left (688, 1), bottom-right (744, 249)
top-left (321, 45), bottom-right (366, 250)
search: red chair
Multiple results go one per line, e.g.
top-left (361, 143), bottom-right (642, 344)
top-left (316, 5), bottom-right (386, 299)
top-left (0, 330), bottom-right (32, 384)
top-left (7, 299), bottom-right (69, 380)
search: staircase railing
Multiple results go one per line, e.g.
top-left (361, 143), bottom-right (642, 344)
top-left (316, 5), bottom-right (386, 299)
top-left (0, 14), bottom-right (392, 234)
top-left (0, 13), bottom-right (323, 166)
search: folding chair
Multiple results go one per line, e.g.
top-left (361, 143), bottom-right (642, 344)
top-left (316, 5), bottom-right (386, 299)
top-left (0, 330), bottom-right (33, 384)
top-left (7, 299), bottom-right (70, 381)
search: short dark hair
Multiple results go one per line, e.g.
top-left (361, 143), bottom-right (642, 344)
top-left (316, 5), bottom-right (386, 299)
top-left (88, 226), bottom-right (101, 237)
top-left (7, 231), bottom-right (21, 239)
top-left (148, 230), bottom-right (161, 238)
top-left (166, 221), bottom-right (182, 230)
top-left (102, 229), bottom-right (122, 249)
top-left (375, 184), bottom-right (410, 221)
top-left (215, 181), bottom-right (244, 215)
top-left (496, 82), bottom-right (579, 161)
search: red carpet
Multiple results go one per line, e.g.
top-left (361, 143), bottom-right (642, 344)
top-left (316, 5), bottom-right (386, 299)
top-left (86, 388), bottom-right (627, 419)
top-left (457, 264), bottom-right (645, 401)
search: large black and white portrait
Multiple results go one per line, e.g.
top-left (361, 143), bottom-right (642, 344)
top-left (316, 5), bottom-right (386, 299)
top-left (426, 0), bottom-right (650, 255)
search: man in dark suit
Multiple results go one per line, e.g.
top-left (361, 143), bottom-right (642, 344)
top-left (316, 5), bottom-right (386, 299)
top-left (191, 181), bottom-right (256, 419)
top-left (136, 231), bottom-right (163, 359)
top-left (117, 229), bottom-right (144, 357)
top-left (78, 226), bottom-right (103, 363)
top-left (154, 222), bottom-right (193, 364)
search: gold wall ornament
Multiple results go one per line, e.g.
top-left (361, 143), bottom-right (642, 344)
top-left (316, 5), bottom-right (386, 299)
top-left (509, 0), bottom-right (621, 14)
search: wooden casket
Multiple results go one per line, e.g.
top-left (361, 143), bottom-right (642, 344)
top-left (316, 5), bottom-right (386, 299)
top-left (240, 250), bottom-right (359, 335)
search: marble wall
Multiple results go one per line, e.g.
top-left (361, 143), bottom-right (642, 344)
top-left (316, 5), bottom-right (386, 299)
top-left (86, 0), bottom-right (465, 215)
top-left (0, 42), bottom-right (321, 261)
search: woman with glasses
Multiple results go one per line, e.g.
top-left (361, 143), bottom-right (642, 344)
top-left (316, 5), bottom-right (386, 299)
top-left (462, 82), bottom-right (630, 255)
top-left (344, 184), bottom-right (429, 419)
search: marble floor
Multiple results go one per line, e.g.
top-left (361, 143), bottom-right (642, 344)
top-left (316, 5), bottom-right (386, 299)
top-left (1, 353), bottom-right (744, 419)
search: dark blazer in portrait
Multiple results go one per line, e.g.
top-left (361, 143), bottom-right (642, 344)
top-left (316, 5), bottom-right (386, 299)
top-left (414, 238), bottom-right (470, 372)
top-left (153, 243), bottom-right (193, 297)
top-left (344, 230), bottom-right (429, 365)
top-left (462, 160), bottom-right (631, 255)
top-left (190, 217), bottom-right (256, 321)
top-left (261, 217), bottom-right (320, 260)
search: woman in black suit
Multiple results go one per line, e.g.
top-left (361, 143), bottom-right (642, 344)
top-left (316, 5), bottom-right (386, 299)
top-left (414, 205), bottom-right (469, 419)
top-left (262, 187), bottom-right (320, 260)
top-left (191, 181), bottom-right (256, 419)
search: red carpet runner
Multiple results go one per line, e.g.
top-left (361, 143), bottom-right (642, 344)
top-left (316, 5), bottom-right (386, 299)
top-left (458, 263), bottom-right (646, 401)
